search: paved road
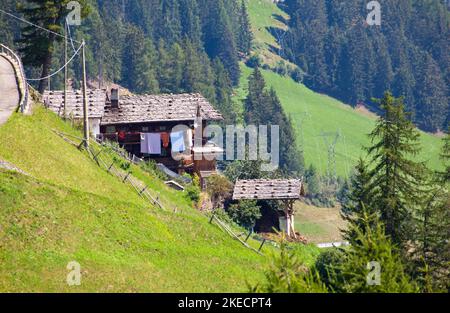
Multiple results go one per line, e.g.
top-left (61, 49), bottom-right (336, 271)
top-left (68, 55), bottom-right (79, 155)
top-left (0, 55), bottom-right (20, 125)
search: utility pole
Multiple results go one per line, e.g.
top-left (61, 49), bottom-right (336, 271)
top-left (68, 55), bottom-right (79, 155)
top-left (81, 39), bottom-right (89, 148)
top-left (64, 22), bottom-right (68, 119)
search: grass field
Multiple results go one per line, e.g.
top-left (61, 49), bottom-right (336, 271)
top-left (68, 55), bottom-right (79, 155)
top-left (0, 105), bottom-right (319, 292)
top-left (238, 0), bottom-right (445, 178)
top-left (294, 203), bottom-right (346, 244)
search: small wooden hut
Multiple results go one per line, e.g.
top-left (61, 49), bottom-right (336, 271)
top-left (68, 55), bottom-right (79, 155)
top-left (232, 179), bottom-right (305, 238)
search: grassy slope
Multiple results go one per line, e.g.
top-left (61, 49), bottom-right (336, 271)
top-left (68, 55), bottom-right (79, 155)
top-left (1, 105), bottom-right (318, 292)
top-left (239, 0), bottom-right (444, 178)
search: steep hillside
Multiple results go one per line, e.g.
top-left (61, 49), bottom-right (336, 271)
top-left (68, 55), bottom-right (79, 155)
top-left (239, 0), bottom-right (444, 178)
top-left (0, 105), bottom-right (320, 292)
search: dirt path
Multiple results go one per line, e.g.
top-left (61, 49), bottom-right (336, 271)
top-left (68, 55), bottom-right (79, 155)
top-left (0, 55), bottom-right (20, 125)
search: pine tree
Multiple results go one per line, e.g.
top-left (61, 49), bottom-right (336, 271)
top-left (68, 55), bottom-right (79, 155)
top-left (179, 0), bottom-right (202, 46)
top-left (236, 0), bottom-right (253, 56)
top-left (441, 130), bottom-right (450, 183)
top-left (333, 210), bottom-right (418, 293)
top-left (305, 164), bottom-right (320, 197)
top-left (202, 0), bottom-right (240, 85)
top-left (244, 68), bottom-right (304, 175)
top-left (413, 183), bottom-right (450, 292)
top-left (269, 88), bottom-right (304, 175)
top-left (250, 238), bottom-right (328, 293)
top-left (414, 53), bottom-right (448, 132)
top-left (341, 158), bottom-right (375, 241)
top-left (367, 92), bottom-right (428, 246)
top-left (121, 26), bottom-right (158, 93)
top-left (17, 0), bottom-right (89, 93)
top-left (212, 58), bottom-right (236, 124)
top-left (244, 67), bottom-right (267, 124)
top-left (412, 130), bottom-right (450, 291)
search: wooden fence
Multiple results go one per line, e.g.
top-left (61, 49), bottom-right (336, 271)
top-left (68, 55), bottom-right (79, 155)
top-left (53, 130), bottom-right (164, 210)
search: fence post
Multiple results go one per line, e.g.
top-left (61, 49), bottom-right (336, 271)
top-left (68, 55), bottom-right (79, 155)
top-left (245, 229), bottom-right (253, 242)
top-left (209, 211), bottom-right (216, 224)
top-left (123, 172), bottom-right (131, 183)
top-left (139, 186), bottom-right (148, 195)
top-left (258, 239), bottom-right (267, 252)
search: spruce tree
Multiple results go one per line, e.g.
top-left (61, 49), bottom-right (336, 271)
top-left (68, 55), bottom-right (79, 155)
top-left (17, 0), bottom-right (89, 93)
top-left (244, 68), bottom-right (304, 175)
top-left (202, 0), bottom-right (240, 85)
top-left (213, 58), bottom-right (236, 124)
top-left (236, 0), bottom-right (253, 56)
top-left (440, 129), bottom-right (450, 183)
top-left (367, 92), bottom-right (427, 246)
top-left (413, 184), bottom-right (450, 292)
top-left (334, 210), bottom-right (418, 293)
top-left (412, 130), bottom-right (450, 291)
top-left (341, 158), bottom-right (375, 241)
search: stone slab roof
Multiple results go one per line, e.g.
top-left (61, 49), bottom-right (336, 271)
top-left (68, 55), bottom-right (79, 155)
top-left (232, 179), bottom-right (305, 201)
top-left (101, 93), bottom-right (223, 125)
top-left (43, 89), bottom-right (106, 119)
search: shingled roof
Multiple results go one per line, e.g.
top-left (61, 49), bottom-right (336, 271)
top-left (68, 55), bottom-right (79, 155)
top-left (232, 179), bottom-right (305, 201)
top-left (43, 89), bottom-right (107, 119)
top-left (101, 93), bottom-right (223, 125)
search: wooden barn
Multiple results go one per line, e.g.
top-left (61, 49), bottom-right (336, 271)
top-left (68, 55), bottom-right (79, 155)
top-left (233, 179), bottom-right (305, 238)
top-left (43, 89), bottom-right (224, 184)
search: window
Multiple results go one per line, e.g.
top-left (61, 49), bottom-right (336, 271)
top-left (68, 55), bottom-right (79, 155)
top-left (106, 126), bottom-right (116, 133)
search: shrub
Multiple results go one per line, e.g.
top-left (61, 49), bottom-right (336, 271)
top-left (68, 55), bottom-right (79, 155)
top-left (139, 160), bottom-right (168, 181)
top-left (314, 248), bottom-right (346, 292)
top-left (246, 54), bottom-right (262, 68)
top-left (227, 200), bottom-right (261, 229)
top-left (289, 67), bottom-right (304, 83)
top-left (206, 174), bottom-right (233, 209)
top-left (250, 238), bottom-right (328, 293)
top-left (185, 174), bottom-right (201, 204)
top-left (329, 211), bottom-right (418, 293)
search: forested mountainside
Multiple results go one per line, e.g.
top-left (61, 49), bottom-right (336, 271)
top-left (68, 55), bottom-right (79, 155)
top-left (279, 0), bottom-right (449, 132)
top-left (0, 0), bottom-right (448, 132)
top-left (0, 0), bottom-right (252, 124)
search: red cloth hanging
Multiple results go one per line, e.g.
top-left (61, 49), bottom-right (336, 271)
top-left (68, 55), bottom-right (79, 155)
top-left (161, 132), bottom-right (170, 148)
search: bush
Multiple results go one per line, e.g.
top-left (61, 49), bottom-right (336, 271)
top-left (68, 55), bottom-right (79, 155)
top-left (314, 248), bottom-right (346, 292)
top-left (330, 211), bottom-right (418, 293)
top-left (274, 61), bottom-right (288, 76)
top-left (227, 200), bottom-right (261, 229)
top-left (206, 175), bottom-right (233, 209)
top-left (289, 67), bottom-right (304, 83)
top-left (185, 174), bottom-right (201, 204)
top-left (246, 54), bottom-right (262, 68)
top-left (250, 238), bottom-right (328, 293)
top-left (139, 160), bottom-right (167, 181)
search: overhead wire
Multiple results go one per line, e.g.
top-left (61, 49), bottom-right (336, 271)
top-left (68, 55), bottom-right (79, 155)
top-left (0, 8), bottom-right (85, 81)
top-left (0, 8), bottom-right (81, 44)
top-left (26, 42), bottom-right (83, 81)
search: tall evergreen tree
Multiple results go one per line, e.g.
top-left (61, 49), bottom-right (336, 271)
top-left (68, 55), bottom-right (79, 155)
top-left (236, 0), bottom-right (253, 56)
top-left (244, 68), bottom-right (304, 175)
top-left (202, 0), bottom-right (240, 85)
top-left (440, 129), bottom-right (450, 183)
top-left (121, 26), bottom-right (158, 94)
top-left (17, 0), bottom-right (89, 93)
top-left (334, 209), bottom-right (418, 293)
top-left (212, 58), bottom-right (236, 124)
top-left (367, 92), bottom-right (427, 246)
top-left (412, 130), bottom-right (450, 291)
top-left (341, 158), bottom-right (375, 241)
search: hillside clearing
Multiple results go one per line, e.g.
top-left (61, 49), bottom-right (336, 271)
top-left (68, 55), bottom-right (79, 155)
top-left (2, 105), bottom-right (319, 292)
top-left (240, 0), bottom-right (444, 177)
